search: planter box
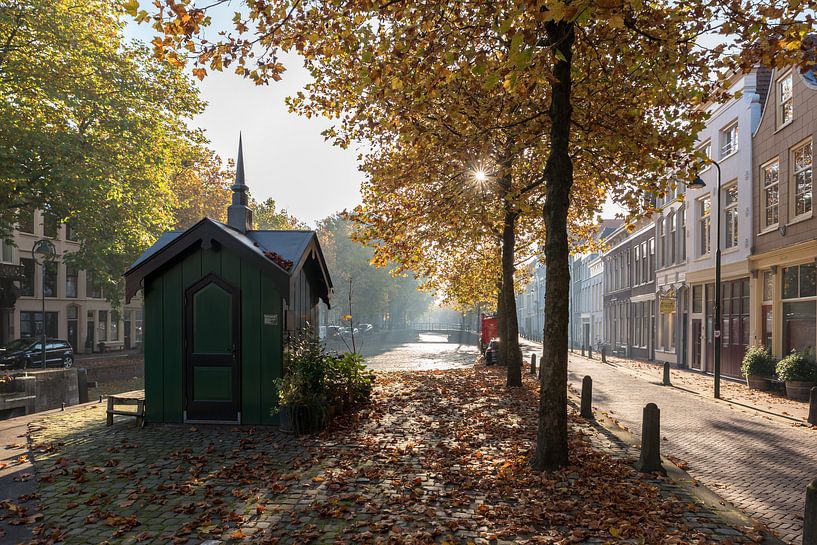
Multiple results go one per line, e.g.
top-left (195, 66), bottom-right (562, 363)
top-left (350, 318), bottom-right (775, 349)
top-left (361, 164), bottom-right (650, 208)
top-left (278, 404), bottom-right (327, 435)
top-left (745, 376), bottom-right (771, 391)
top-left (785, 380), bottom-right (816, 401)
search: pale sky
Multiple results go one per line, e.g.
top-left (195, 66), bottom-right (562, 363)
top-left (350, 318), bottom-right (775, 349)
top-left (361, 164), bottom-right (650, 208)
top-left (125, 22), bottom-right (362, 228)
top-left (125, 17), bottom-right (621, 228)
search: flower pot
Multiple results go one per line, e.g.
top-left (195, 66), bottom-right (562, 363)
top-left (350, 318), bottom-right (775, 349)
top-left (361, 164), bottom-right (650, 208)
top-left (785, 380), bottom-right (816, 401)
top-left (745, 375), bottom-right (771, 391)
top-left (278, 405), bottom-right (294, 433)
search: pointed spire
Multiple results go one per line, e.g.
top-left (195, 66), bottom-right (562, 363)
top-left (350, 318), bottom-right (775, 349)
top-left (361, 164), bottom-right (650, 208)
top-left (227, 133), bottom-right (254, 232)
top-left (233, 132), bottom-right (246, 193)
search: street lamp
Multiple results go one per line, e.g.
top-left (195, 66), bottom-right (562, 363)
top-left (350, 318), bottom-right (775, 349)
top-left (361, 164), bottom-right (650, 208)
top-left (689, 159), bottom-right (722, 399)
top-left (31, 239), bottom-right (56, 369)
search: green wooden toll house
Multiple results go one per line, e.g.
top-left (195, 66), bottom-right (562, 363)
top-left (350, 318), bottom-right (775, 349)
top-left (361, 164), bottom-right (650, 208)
top-left (124, 138), bottom-right (332, 424)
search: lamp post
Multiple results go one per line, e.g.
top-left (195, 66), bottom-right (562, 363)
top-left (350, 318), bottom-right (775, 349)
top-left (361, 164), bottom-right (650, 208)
top-left (689, 160), bottom-right (722, 399)
top-left (31, 239), bottom-right (56, 369)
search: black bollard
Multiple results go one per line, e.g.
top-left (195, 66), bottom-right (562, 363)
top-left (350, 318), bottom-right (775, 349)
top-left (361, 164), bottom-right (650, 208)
top-left (662, 362), bottom-right (672, 386)
top-left (601, 347), bottom-right (607, 363)
top-left (805, 479), bottom-right (817, 545)
top-left (809, 387), bottom-right (817, 426)
top-left (636, 403), bottom-right (665, 474)
top-left (581, 376), bottom-right (593, 419)
top-left (581, 345), bottom-right (585, 357)
top-left (530, 353), bottom-right (537, 375)
top-left (588, 345), bottom-right (593, 359)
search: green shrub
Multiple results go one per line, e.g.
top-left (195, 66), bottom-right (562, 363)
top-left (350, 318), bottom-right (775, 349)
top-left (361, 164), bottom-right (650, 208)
top-left (740, 345), bottom-right (776, 378)
top-left (273, 327), bottom-right (328, 410)
top-left (273, 327), bottom-right (374, 420)
top-left (776, 349), bottom-right (817, 382)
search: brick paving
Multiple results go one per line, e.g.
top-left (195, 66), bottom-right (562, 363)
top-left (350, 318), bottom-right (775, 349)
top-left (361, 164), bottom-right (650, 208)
top-left (516, 340), bottom-right (814, 545)
top-left (7, 347), bottom-right (764, 545)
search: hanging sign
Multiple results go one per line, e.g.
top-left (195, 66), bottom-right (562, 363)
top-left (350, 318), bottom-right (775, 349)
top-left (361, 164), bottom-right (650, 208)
top-left (659, 296), bottom-right (676, 314)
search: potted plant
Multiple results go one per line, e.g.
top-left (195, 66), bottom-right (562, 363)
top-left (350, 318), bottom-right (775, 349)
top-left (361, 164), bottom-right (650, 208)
top-left (273, 328), bottom-right (329, 434)
top-left (740, 346), bottom-right (776, 391)
top-left (776, 349), bottom-right (817, 401)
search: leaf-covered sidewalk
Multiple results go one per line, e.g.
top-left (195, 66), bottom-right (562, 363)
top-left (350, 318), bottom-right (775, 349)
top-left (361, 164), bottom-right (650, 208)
top-left (10, 365), bottom-right (764, 544)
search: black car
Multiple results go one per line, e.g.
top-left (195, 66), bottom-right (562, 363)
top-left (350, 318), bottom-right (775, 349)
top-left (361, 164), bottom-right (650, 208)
top-left (0, 338), bottom-right (74, 370)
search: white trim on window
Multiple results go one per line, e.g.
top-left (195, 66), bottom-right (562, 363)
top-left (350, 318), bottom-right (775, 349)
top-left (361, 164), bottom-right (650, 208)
top-left (761, 157), bottom-right (780, 230)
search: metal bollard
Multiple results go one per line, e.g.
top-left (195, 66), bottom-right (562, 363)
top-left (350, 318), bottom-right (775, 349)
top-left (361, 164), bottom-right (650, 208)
top-left (809, 387), bottom-right (817, 426)
top-left (601, 347), bottom-right (607, 363)
top-left (662, 362), bottom-right (672, 386)
top-left (530, 353), bottom-right (537, 375)
top-left (61, 402), bottom-right (65, 411)
top-left (99, 395), bottom-right (103, 404)
top-left (581, 345), bottom-right (585, 357)
top-left (636, 403), bottom-right (665, 474)
top-left (588, 345), bottom-right (593, 359)
top-left (581, 376), bottom-right (593, 419)
top-left (805, 479), bottom-right (817, 545)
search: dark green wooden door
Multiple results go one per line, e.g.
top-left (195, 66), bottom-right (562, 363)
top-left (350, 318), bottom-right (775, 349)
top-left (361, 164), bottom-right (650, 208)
top-left (185, 274), bottom-right (240, 422)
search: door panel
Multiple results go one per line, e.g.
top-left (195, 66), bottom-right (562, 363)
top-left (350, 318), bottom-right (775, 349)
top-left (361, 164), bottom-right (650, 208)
top-left (185, 274), bottom-right (240, 422)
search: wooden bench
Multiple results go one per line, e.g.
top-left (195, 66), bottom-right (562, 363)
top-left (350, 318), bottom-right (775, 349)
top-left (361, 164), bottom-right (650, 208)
top-left (106, 391), bottom-right (145, 428)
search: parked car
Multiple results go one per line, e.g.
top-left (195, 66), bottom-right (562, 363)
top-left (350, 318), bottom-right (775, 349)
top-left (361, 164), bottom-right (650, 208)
top-left (358, 323), bottom-right (374, 335)
top-left (0, 338), bottom-right (74, 370)
top-left (326, 325), bottom-right (342, 338)
top-left (484, 339), bottom-right (499, 365)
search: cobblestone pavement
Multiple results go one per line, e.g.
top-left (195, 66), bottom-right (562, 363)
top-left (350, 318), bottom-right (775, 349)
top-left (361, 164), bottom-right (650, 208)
top-left (12, 352), bottom-right (763, 545)
top-left (363, 336), bottom-right (478, 371)
top-left (515, 340), bottom-right (813, 545)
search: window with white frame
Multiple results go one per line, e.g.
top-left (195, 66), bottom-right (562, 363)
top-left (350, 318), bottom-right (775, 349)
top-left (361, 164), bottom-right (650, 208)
top-left (720, 122), bottom-right (738, 158)
top-left (793, 140), bottom-right (813, 218)
top-left (724, 184), bottom-right (739, 249)
top-left (762, 159), bottom-right (780, 228)
top-left (0, 240), bottom-right (12, 263)
top-left (778, 72), bottom-right (793, 127)
top-left (668, 212), bottom-right (676, 264)
top-left (699, 196), bottom-right (711, 256)
top-left (679, 204), bottom-right (686, 261)
top-left (698, 140), bottom-right (712, 168)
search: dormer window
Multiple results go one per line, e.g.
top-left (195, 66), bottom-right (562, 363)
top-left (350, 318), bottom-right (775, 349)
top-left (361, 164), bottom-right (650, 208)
top-left (720, 122), bottom-right (738, 158)
top-left (778, 72), bottom-right (793, 127)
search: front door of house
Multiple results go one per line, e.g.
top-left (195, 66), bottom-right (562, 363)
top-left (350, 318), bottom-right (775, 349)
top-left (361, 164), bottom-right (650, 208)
top-left (691, 319), bottom-right (702, 370)
top-left (185, 274), bottom-right (240, 423)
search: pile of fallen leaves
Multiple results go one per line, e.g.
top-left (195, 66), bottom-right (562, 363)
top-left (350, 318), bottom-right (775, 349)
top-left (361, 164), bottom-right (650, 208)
top-left (9, 365), bottom-right (756, 545)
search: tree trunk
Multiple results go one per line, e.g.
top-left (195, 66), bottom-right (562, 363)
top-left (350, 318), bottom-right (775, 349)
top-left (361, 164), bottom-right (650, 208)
top-left (533, 20), bottom-right (575, 472)
top-left (496, 284), bottom-right (506, 364)
top-left (502, 210), bottom-right (522, 387)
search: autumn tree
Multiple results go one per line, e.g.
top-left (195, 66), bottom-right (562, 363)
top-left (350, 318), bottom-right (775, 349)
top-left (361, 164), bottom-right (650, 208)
top-left (253, 197), bottom-right (304, 230)
top-left (144, 0), bottom-right (817, 470)
top-left (317, 213), bottom-right (431, 328)
top-left (0, 0), bottom-right (211, 303)
top-left (170, 143), bottom-right (234, 229)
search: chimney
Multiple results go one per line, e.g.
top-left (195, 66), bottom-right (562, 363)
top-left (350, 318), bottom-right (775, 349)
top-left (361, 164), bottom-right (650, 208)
top-left (227, 134), bottom-right (253, 233)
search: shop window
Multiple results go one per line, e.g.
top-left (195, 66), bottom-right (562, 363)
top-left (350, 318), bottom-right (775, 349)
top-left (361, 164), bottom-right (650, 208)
top-left (782, 263), bottom-right (817, 354)
top-left (20, 311), bottom-right (58, 338)
top-left (783, 301), bottom-right (816, 354)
